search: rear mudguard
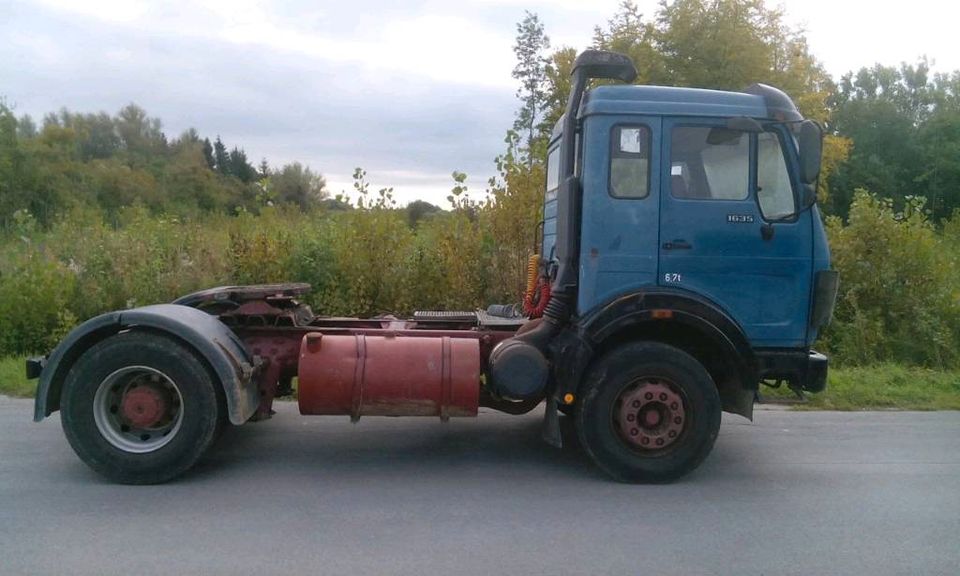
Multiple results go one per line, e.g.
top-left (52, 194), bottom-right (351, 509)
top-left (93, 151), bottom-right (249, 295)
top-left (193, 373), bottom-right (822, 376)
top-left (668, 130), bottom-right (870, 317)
top-left (33, 304), bottom-right (257, 425)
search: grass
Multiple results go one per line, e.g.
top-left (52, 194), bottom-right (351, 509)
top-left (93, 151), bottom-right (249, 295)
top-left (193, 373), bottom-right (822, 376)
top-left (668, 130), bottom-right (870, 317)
top-left (760, 364), bottom-right (960, 410)
top-left (1, 356), bottom-right (957, 410)
top-left (0, 356), bottom-right (35, 398)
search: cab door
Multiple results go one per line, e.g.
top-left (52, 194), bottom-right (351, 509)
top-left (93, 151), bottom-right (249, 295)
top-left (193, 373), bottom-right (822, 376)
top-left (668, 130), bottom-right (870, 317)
top-left (657, 118), bottom-right (813, 347)
top-left (578, 115), bottom-right (662, 313)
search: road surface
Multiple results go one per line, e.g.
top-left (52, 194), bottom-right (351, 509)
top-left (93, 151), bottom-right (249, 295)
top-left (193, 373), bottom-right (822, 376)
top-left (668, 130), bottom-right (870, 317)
top-left (1, 396), bottom-right (958, 575)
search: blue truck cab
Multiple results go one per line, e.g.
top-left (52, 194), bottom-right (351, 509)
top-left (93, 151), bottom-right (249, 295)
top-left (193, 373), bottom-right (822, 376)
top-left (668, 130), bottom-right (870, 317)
top-left (541, 82), bottom-right (836, 353)
top-left (489, 50), bottom-right (837, 481)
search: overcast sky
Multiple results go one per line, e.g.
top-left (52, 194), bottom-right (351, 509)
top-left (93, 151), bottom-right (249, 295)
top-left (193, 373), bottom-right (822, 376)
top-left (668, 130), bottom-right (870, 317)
top-left (3, 0), bottom-right (957, 206)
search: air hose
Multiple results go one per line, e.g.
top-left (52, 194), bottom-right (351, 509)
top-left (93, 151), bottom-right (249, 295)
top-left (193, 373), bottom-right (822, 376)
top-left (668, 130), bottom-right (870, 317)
top-left (522, 254), bottom-right (551, 318)
top-left (524, 254), bottom-right (539, 300)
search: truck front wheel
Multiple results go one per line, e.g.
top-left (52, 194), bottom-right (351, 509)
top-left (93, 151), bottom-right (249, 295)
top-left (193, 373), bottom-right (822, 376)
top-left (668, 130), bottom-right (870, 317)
top-left (576, 341), bottom-right (721, 483)
top-left (60, 331), bottom-right (224, 484)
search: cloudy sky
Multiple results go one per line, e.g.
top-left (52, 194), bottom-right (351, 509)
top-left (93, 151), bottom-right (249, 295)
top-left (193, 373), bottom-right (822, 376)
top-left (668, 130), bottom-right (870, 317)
top-left (3, 0), bottom-right (957, 206)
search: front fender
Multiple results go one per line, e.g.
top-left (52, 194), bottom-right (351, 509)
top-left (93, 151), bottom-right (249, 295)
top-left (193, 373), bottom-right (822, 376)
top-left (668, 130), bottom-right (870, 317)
top-left (33, 304), bottom-right (257, 425)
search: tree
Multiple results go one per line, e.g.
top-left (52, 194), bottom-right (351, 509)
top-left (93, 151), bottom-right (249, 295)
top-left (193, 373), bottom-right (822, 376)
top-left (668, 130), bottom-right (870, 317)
top-left (271, 162), bottom-right (327, 210)
top-left (593, 1), bottom-right (665, 86)
top-left (406, 199), bottom-right (442, 228)
top-left (201, 138), bottom-right (215, 170)
top-left (228, 147), bottom-right (256, 183)
top-left (213, 136), bottom-right (229, 175)
top-left (115, 103), bottom-right (165, 159)
top-left (590, 1), bottom-right (833, 120)
top-left (79, 112), bottom-right (121, 160)
top-left (512, 11), bottom-right (550, 166)
top-left (588, 0), bottom-right (848, 205)
top-left (16, 115), bottom-right (37, 139)
top-left (825, 60), bottom-right (960, 219)
top-left (543, 47), bottom-right (576, 134)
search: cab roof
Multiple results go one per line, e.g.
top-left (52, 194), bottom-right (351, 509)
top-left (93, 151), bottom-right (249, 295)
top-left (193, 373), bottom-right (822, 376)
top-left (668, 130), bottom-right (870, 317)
top-left (550, 84), bottom-right (803, 141)
top-left (551, 84), bottom-right (802, 141)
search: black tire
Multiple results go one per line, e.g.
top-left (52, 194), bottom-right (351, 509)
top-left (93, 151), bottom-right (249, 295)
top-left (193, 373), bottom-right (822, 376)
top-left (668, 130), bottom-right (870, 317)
top-left (60, 331), bottom-right (224, 484)
top-left (576, 341), bottom-right (721, 483)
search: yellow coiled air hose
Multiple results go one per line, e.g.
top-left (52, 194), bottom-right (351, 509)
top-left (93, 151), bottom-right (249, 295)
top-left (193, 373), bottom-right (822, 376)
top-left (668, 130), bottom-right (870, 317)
top-left (524, 253), bottom-right (540, 303)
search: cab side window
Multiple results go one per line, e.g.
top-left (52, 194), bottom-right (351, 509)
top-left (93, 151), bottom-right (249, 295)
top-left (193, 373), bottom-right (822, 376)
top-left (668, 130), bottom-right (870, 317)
top-left (610, 126), bottom-right (651, 199)
top-left (757, 131), bottom-right (796, 219)
top-left (545, 146), bottom-right (560, 198)
top-left (670, 126), bottom-right (749, 200)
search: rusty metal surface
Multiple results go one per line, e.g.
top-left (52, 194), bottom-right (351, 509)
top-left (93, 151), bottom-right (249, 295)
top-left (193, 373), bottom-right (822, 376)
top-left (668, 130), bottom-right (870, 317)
top-left (234, 325), bottom-right (517, 418)
top-left (154, 284), bottom-right (535, 419)
top-left (172, 283), bottom-right (311, 307)
top-left (243, 334), bottom-right (301, 420)
top-left (120, 385), bottom-right (170, 428)
top-left (298, 334), bottom-right (480, 420)
top-left (174, 283), bottom-right (315, 328)
top-left (616, 379), bottom-right (687, 450)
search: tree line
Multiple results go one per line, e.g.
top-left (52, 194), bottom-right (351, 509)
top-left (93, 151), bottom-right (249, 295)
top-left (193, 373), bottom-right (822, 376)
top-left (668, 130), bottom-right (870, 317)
top-left (0, 103), bottom-right (332, 227)
top-left (3, 1), bottom-right (960, 227)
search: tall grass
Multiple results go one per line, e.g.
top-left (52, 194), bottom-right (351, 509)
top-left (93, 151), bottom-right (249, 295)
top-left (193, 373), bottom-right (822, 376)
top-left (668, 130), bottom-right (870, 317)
top-left (0, 190), bottom-right (958, 374)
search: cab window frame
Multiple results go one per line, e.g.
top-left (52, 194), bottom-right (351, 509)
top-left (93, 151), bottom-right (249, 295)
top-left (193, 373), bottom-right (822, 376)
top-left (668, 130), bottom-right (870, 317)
top-left (754, 126), bottom-right (800, 223)
top-left (669, 123), bottom-right (751, 202)
top-left (545, 144), bottom-right (560, 202)
top-left (608, 124), bottom-right (653, 200)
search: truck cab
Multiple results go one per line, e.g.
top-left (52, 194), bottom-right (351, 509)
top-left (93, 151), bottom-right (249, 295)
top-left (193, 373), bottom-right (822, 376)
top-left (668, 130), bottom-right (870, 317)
top-left (555, 85), bottom-right (830, 347)
top-left (535, 78), bottom-right (837, 415)
top-left (489, 51), bottom-right (837, 480)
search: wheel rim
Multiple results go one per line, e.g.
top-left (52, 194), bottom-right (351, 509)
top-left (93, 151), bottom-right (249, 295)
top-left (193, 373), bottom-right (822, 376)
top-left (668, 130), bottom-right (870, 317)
top-left (92, 366), bottom-right (183, 454)
top-left (613, 378), bottom-right (688, 452)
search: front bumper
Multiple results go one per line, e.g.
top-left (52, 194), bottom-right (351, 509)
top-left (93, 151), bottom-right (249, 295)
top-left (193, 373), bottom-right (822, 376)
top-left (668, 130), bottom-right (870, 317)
top-left (755, 349), bottom-right (828, 393)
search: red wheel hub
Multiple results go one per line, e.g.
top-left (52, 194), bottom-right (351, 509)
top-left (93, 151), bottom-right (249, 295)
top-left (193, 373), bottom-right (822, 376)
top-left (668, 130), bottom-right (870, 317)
top-left (120, 385), bottom-right (169, 428)
top-left (617, 380), bottom-right (686, 450)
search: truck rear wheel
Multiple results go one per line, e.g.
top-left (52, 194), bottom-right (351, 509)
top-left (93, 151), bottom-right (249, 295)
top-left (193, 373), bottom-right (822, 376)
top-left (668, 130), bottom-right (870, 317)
top-left (576, 341), bottom-right (721, 483)
top-left (60, 331), bottom-right (224, 484)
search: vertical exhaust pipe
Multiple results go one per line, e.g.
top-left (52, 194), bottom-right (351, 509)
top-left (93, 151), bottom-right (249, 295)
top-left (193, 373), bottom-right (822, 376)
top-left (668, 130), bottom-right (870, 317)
top-left (488, 51), bottom-right (638, 413)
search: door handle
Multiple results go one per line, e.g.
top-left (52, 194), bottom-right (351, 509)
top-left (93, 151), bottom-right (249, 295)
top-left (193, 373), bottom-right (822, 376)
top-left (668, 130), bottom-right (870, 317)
top-left (662, 240), bottom-right (692, 250)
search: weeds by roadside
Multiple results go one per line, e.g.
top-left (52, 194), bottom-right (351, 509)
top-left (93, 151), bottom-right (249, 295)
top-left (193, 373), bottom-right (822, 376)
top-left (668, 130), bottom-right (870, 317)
top-left (759, 364), bottom-right (960, 410)
top-left (0, 357), bottom-right (33, 398)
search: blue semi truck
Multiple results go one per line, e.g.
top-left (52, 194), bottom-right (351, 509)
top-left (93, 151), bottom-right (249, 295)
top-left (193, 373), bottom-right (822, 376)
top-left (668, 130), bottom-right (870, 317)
top-left (29, 50), bottom-right (837, 484)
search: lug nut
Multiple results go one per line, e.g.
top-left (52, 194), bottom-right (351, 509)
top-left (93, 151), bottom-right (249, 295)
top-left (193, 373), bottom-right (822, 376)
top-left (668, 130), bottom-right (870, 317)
top-left (632, 400), bottom-right (641, 408)
top-left (674, 417), bottom-right (682, 424)
top-left (659, 393), bottom-right (668, 401)
top-left (645, 392), bottom-right (653, 400)
top-left (656, 438), bottom-right (664, 446)
top-left (630, 428), bottom-right (639, 437)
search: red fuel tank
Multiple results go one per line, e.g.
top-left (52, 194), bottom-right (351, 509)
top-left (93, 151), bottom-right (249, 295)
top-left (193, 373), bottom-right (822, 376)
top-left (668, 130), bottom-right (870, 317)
top-left (297, 333), bottom-right (480, 420)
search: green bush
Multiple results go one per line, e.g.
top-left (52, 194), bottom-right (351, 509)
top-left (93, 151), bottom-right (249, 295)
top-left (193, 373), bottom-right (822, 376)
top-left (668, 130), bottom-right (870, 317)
top-left (822, 191), bottom-right (960, 368)
top-left (0, 249), bottom-right (76, 355)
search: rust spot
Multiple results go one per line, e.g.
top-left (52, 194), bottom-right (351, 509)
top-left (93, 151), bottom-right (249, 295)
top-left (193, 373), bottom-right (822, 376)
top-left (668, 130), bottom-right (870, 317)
top-left (362, 399), bottom-right (438, 417)
top-left (304, 332), bottom-right (323, 353)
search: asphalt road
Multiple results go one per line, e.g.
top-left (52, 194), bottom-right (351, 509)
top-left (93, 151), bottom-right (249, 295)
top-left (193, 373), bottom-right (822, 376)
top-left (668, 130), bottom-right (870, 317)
top-left (1, 396), bottom-right (958, 576)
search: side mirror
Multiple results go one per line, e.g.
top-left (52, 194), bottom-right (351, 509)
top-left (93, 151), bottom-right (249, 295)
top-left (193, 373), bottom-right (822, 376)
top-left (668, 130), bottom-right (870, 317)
top-left (798, 120), bottom-right (823, 185)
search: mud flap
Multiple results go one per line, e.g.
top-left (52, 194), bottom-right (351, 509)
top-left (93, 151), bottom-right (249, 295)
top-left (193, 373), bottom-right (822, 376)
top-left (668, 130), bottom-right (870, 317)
top-left (542, 396), bottom-right (563, 448)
